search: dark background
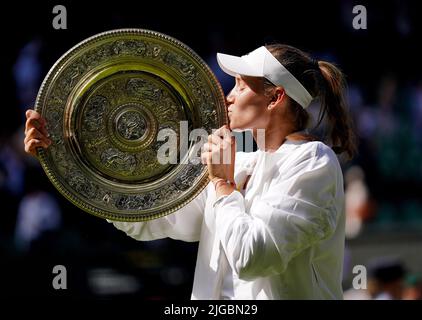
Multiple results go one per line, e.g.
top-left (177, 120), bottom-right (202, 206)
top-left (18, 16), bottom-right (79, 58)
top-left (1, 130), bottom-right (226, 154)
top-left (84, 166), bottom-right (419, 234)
top-left (0, 0), bottom-right (421, 299)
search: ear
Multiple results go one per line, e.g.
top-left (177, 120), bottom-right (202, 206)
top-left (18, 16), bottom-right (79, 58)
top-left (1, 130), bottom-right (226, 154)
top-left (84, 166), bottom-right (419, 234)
top-left (268, 87), bottom-right (285, 110)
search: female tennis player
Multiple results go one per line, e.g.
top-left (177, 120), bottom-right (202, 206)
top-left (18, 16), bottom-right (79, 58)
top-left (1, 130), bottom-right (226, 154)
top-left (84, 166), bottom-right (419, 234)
top-left (24, 43), bottom-right (356, 299)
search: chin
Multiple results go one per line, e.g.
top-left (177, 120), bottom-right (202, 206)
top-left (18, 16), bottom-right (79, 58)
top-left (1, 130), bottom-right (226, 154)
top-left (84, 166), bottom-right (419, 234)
top-left (229, 121), bottom-right (239, 130)
top-left (229, 124), bottom-right (247, 132)
top-left (229, 118), bottom-right (250, 131)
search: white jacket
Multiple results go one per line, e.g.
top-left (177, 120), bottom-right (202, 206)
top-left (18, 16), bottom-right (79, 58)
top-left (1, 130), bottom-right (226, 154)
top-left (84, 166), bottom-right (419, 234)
top-left (110, 140), bottom-right (345, 299)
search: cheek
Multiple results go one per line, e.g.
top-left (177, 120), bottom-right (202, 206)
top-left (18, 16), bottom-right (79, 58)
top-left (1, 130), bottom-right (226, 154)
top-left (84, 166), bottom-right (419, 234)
top-left (236, 93), bottom-right (266, 112)
top-left (231, 95), bottom-right (268, 127)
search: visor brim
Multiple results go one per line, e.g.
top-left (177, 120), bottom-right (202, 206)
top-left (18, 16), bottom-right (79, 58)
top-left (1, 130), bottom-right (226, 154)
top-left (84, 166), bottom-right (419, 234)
top-left (216, 53), bottom-right (263, 77)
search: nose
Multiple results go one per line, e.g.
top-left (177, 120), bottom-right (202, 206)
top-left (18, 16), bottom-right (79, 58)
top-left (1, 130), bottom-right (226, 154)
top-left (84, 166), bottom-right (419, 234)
top-left (225, 90), bottom-right (235, 110)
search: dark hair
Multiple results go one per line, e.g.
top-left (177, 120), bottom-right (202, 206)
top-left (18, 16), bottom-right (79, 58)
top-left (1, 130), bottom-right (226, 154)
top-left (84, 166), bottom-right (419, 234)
top-left (265, 44), bottom-right (357, 159)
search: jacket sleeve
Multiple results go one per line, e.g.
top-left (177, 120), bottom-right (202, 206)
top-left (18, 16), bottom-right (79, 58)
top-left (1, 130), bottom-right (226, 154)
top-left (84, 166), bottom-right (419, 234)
top-left (109, 183), bottom-right (209, 242)
top-left (213, 144), bottom-right (342, 280)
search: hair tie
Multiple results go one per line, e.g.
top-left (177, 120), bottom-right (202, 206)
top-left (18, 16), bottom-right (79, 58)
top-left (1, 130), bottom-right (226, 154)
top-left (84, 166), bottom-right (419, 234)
top-left (311, 58), bottom-right (320, 70)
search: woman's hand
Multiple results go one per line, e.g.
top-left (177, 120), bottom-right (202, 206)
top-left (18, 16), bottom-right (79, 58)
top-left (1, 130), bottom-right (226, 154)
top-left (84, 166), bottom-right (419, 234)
top-left (24, 109), bottom-right (51, 157)
top-left (201, 125), bottom-right (236, 185)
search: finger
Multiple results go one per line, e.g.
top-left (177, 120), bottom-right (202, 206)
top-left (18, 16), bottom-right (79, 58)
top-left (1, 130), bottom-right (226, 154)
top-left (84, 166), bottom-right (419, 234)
top-left (203, 152), bottom-right (216, 165)
top-left (24, 127), bottom-right (43, 141)
top-left (208, 134), bottom-right (223, 146)
top-left (24, 127), bottom-right (51, 145)
top-left (210, 134), bottom-right (233, 152)
top-left (200, 152), bottom-right (211, 165)
top-left (25, 118), bottom-right (49, 137)
top-left (213, 125), bottom-right (231, 140)
top-left (209, 134), bottom-right (233, 147)
top-left (202, 142), bottom-right (211, 153)
top-left (28, 138), bottom-right (50, 150)
top-left (37, 120), bottom-right (49, 137)
top-left (25, 110), bottom-right (47, 134)
top-left (213, 124), bottom-right (230, 135)
top-left (25, 139), bottom-right (49, 156)
top-left (26, 109), bottom-right (41, 120)
top-left (25, 115), bottom-right (41, 134)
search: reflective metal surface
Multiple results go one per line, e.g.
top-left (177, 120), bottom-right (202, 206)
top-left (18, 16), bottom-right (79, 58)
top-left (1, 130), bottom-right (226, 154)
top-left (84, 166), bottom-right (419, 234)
top-left (35, 29), bottom-right (227, 221)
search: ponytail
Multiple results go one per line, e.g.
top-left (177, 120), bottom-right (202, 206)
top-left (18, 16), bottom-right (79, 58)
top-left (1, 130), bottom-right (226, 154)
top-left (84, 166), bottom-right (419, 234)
top-left (317, 61), bottom-right (357, 159)
top-left (266, 44), bottom-right (357, 160)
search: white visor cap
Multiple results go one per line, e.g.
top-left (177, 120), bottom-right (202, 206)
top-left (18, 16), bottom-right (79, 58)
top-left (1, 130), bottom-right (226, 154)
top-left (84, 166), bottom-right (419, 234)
top-left (217, 46), bottom-right (313, 109)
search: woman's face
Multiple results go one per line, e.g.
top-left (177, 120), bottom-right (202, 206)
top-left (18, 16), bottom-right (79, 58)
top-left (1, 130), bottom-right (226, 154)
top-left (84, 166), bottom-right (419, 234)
top-left (226, 76), bottom-right (271, 131)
